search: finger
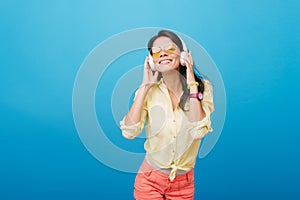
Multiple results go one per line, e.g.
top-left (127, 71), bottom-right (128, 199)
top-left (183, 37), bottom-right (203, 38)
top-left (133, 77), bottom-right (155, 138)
top-left (144, 56), bottom-right (150, 69)
top-left (185, 57), bottom-right (192, 68)
top-left (143, 57), bottom-right (151, 81)
top-left (188, 52), bottom-right (193, 66)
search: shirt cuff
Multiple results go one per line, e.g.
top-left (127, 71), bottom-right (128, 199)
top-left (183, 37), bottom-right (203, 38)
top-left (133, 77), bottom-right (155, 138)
top-left (119, 118), bottom-right (142, 139)
top-left (188, 106), bottom-right (213, 140)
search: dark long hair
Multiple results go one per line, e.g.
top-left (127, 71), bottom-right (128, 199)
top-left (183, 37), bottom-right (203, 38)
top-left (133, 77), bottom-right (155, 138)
top-left (148, 30), bottom-right (204, 111)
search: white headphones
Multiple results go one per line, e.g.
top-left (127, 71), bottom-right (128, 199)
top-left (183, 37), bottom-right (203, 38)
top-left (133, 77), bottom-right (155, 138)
top-left (148, 36), bottom-right (188, 71)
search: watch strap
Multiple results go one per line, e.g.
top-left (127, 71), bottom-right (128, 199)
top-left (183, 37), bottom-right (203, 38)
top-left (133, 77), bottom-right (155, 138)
top-left (189, 92), bottom-right (203, 100)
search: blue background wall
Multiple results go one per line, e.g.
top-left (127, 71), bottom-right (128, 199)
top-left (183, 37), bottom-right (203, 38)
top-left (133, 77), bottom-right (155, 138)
top-left (1, 0), bottom-right (299, 199)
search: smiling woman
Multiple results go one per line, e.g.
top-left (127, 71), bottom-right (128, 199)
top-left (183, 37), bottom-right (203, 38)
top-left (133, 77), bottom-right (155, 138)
top-left (120, 30), bottom-right (214, 199)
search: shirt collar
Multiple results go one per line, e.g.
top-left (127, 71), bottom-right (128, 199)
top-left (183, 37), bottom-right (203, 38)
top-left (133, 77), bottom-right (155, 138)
top-left (156, 78), bottom-right (166, 90)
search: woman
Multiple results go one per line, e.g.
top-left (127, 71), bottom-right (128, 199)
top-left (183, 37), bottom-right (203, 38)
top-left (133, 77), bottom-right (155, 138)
top-left (120, 30), bottom-right (214, 200)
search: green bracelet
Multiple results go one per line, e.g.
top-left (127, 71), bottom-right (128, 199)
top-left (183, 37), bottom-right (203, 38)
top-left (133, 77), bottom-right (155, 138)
top-left (187, 81), bottom-right (199, 89)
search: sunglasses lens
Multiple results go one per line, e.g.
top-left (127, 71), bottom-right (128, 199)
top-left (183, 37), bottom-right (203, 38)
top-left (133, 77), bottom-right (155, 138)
top-left (151, 47), bottom-right (161, 58)
top-left (165, 44), bottom-right (176, 54)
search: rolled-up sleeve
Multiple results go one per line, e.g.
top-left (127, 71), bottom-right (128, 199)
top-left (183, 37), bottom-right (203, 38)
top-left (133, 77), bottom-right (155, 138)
top-left (120, 116), bottom-right (145, 139)
top-left (188, 80), bottom-right (214, 140)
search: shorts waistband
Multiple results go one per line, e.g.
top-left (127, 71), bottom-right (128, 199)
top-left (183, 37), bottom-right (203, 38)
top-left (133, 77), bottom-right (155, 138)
top-left (139, 158), bottom-right (194, 181)
top-left (146, 158), bottom-right (190, 175)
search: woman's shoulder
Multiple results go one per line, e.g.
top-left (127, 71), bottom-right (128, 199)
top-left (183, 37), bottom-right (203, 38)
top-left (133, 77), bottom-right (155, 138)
top-left (202, 79), bottom-right (213, 92)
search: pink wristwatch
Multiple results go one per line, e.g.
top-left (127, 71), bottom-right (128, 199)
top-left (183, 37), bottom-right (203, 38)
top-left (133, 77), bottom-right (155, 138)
top-left (189, 92), bottom-right (203, 101)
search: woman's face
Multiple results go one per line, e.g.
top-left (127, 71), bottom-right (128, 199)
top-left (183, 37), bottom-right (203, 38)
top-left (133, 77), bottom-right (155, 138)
top-left (151, 36), bottom-right (181, 72)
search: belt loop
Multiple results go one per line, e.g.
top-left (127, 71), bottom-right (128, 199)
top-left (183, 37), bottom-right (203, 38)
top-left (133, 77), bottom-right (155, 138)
top-left (145, 169), bottom-right (152, 177)
top-left (186, 172), bottom-right (190, 182)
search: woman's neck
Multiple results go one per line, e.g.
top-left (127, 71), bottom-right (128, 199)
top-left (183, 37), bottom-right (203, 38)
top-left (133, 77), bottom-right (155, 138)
top-left (162, 70), bottom-right (182, 94)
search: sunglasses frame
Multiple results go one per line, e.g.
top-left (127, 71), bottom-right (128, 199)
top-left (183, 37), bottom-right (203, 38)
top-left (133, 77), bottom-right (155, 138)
top-left (150, 43), bottom-right (178, 58)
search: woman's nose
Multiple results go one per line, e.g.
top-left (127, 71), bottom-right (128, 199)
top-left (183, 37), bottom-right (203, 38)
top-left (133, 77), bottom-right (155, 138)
top-left (159, 50), bottom-right (168, 57)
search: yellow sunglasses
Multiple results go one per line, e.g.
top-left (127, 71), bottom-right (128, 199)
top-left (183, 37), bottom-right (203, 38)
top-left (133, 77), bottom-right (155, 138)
top-left (150, 43), bottom-right (177, 58)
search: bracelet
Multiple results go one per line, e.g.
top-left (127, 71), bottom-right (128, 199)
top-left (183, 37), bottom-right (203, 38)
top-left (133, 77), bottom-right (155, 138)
top-left (187, 81), bottom-right (199, 89)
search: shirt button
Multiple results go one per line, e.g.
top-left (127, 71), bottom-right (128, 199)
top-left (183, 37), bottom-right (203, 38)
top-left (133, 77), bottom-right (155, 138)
top-left (173, 119), bottom-right (176, 122)
top-left (173, 136), bottom-right (176, 139)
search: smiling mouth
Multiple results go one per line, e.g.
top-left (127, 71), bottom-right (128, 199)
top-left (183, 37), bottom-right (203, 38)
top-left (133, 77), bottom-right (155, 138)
top-left (159, 59), bottom-right (173, 64)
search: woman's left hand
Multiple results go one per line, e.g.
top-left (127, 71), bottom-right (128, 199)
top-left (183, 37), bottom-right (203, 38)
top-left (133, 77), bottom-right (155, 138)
top-left (185, 51), bottom-right (195, 82)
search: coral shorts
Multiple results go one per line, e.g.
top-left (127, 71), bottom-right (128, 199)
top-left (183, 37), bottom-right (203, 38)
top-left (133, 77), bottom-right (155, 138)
top-left (134, 159), bottom-right (194, 200)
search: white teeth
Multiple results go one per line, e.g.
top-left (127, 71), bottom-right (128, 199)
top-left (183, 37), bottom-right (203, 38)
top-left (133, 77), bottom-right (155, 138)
top-left (160, 60), bottom-right (171, 64)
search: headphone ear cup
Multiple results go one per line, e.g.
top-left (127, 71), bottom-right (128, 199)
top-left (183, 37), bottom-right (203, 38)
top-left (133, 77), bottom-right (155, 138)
top-left (180, 51), bottom-right (188, 66)
top-left (178, 35), bottom-right (188, 66)
top-left (148, 54), bottom-right (156, 71)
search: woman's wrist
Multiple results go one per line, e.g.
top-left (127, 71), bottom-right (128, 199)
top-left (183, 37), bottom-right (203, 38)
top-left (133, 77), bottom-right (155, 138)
top-left (139, 83), bottom-right (152, 92)
top-left (186, 66), bottom-right (195, 79)
top-left (187, 81), bottom-right (199, 93)
top-left (189, 85), bottom-right (198, 93)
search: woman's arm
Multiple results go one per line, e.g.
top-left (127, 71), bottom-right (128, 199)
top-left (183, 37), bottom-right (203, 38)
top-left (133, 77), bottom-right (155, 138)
top-left (124, 57), bottom-right (158, 125)
top-left (185, 52), bottom-right (206, 122)
top-left (124, 85), bottom-right (150, 125)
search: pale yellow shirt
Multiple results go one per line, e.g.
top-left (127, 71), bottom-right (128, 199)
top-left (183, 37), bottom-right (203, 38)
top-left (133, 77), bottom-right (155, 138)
top-left (120, 79), bottom-right (214, 181)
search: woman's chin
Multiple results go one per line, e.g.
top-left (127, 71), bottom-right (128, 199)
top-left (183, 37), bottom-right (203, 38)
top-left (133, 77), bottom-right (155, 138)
top-left (157, 65), bottom-right (178, 73)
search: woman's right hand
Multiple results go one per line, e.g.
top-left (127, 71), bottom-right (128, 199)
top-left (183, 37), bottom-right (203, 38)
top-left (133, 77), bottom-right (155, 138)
top-left (141, 56), bottom-right (159, 89)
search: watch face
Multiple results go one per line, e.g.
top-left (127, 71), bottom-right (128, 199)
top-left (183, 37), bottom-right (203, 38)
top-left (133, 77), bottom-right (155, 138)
top-left (198, 93), bottom-right (203, 100)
